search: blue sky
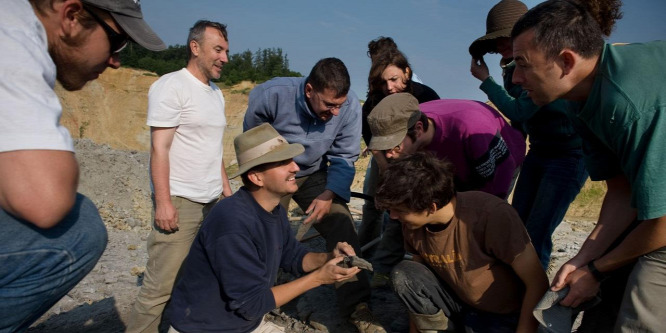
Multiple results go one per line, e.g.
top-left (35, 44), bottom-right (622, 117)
top-left (141, 0), bottom-right (665, 101)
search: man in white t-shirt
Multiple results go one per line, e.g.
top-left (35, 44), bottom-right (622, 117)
top-left (0, 0), bottom-right (165, 331)
top-left (127, 20), bottom-right (232, 332)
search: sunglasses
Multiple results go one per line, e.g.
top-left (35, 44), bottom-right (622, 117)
top-left (84, 6), bottom-right (129, 54)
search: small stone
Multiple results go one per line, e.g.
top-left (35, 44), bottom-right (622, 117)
top-left (130, 266), bottom-right (145, 276)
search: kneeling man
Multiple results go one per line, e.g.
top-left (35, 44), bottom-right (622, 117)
top-left (166, 123), bottom-right (361, 332)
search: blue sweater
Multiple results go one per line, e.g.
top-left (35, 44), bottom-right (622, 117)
top-left (243, 77), bottom-right (361, 202)
top-left (167, 187), bottom-right (309, 332)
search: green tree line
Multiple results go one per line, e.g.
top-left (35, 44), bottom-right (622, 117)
top-left (121, 42), bottom-right (302, 86)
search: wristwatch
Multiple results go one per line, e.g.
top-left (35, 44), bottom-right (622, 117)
top-left (587, 260), bottom-right (607, 282)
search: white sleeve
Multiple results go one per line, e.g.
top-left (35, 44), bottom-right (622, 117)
top-left (146, 72), bottom-right (183, 128)
top-left (0, 10), bottom-right (73, 153)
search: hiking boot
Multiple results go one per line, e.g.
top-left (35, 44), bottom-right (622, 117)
top-left (370, 272), bottom-right (390, 289)
top-left (349, 302), bottom-right (387, 333)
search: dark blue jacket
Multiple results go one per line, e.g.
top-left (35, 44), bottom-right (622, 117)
top-left (167, 187), bottom-right (308, 332)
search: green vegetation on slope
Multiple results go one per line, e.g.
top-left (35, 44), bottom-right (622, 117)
top-left (120, 42), bottom-right (301, 86)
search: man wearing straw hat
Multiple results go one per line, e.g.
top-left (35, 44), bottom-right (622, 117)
top-left (166, 123), bottom-right (361, 333)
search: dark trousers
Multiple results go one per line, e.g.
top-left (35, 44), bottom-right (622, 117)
top-left (280, 170), bottom-right (370, 317)
top-left (391, 260), bottom-right (519, 333)
top-left (511, 151), bottom-right (588, 269)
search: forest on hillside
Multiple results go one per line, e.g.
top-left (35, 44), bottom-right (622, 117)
top-left (120, 42), bottom-right (302, 86)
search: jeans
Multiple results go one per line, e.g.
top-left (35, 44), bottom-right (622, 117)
top-left (391, 261), bottom-right (519, 332)
top-left (0, 194), bottom-right (107, 333)
top-left (280, 170), bottom-right (370, 317)
top-left (128, 196), bottom-right (216, 333)
top-left (511, 151), bottom-right (588, 269)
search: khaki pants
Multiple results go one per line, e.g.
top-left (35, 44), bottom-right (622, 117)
top-left (168, 316), bottom-right (285, 333)
top-left (127, 196), bottom-right (215, 333)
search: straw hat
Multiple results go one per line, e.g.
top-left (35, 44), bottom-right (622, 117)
top-left (230, 123), bottom-right (304, 178)
top-left (469, 0), bottom-right (528, 59)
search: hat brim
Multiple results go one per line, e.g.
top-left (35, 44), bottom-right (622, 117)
top-left (230, 143), bottom-right (305, 179)
top-left (469, 27), bottom-right (512, 58)
top-left (368, 130), bottom-right (407, 151)
top-left (111, 13), bottom-right (166, 51)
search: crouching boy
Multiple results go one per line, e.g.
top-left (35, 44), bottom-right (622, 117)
top-left (166, 123), bottom-right (361, 332)
top-left (375, 152), bottom-right (547, 332)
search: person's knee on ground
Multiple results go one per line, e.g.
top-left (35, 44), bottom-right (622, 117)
top-left (409, 310), bottom-right (456, 333)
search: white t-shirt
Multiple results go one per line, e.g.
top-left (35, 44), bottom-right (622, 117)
top-left (147, 68), bottom-right (226, 203)
top-left (0, 0), bottom-right (74, 153)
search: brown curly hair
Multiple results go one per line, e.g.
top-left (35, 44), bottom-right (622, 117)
top-left (375, 152), bottom-right (456, 212)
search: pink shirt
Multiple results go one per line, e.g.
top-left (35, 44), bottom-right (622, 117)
top-left (421, 99), bottom-right (525, 199)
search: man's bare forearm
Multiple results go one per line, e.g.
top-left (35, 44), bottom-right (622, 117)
top-left (573, 176), bottom-right (636, 264)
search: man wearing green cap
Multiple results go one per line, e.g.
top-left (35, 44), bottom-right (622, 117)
top-left (366, 94), bottom-right (526, 285)
top-left (0, 0), bottom-right (165, 330)
top-left (166, 123), bottom-right (361, 333)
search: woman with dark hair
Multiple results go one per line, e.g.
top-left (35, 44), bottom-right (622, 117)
top-left (359, 37), bottom-right (439, 287)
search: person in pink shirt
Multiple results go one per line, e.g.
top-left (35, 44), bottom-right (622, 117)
top-left (365, 93), bottom-right (525, 289)
top-left (368, 93), bottom-right (525, 199)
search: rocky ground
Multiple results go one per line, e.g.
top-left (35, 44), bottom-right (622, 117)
top-left (25, 139), bottom-right (596, 333)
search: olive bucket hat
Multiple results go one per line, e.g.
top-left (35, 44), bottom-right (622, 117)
top-left (469, 0), bottom-right (527, 59)
top-left (367, 93), bottom-right (423, 151)
top-left (230, 123), bottom-right (304, 179)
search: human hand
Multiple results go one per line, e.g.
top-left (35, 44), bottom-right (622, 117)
top-left (470, 57), bottom-right (490, 81)
top-left (361, 147), bottom-right (372, 158)
top-left (304, 190), bottom-right (335, 224)
top-left (154, 200), bottom-right (178, 232)
top-left (552, 258), bottom-right (599, 308)
top-left (315, 256), bottom-right (361, 285)
top-left (551, 257), bottom-right (584, 290)
top-left (557, 266), bottom-right (600, 308)
top-left (332, 242), bottom-right (356, 258)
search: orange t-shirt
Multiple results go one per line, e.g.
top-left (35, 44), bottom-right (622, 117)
top-left (404, 191), bottom-right (531, 314)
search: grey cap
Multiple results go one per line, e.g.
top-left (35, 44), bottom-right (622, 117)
top-left (230, 123), bottom-right (304, 179)
top-left (367, 93), bottom-right (423, 151)
top-left (82, 0), bottom-right (166, 51)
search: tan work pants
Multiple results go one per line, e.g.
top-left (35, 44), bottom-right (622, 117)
top-left (127, 196), bottom-right (215, 333)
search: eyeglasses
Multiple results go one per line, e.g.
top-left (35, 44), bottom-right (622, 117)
top-left (84, 6), bottom-right (129, 54)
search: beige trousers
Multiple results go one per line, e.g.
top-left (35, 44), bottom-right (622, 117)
top-left (127, 196), bottom-right (215, 333)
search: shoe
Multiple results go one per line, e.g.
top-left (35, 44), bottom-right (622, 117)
top-left (349, 302), bottom-right (387, 333)
top-left (370, 272), bottom-right (390, 289)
